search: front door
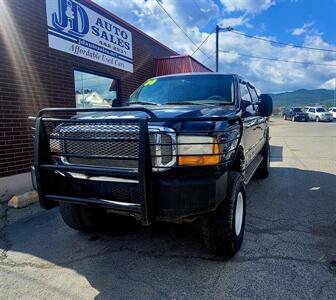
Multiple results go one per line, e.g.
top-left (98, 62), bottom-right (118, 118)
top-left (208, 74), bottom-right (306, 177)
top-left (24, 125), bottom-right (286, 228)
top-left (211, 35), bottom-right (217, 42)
top-left (240, 81), bottom-right (259, 167)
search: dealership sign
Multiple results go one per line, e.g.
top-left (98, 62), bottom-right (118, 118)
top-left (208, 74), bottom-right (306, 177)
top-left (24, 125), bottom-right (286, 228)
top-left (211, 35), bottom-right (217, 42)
top-left (46, 0), bottom-right (133, 72)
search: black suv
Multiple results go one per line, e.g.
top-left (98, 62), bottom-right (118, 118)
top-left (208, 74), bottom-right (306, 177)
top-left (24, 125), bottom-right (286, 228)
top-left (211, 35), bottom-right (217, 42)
top-left (282, 107), bottom-right (309, 122)
top-left (32, 73), bottom-right (272, 257)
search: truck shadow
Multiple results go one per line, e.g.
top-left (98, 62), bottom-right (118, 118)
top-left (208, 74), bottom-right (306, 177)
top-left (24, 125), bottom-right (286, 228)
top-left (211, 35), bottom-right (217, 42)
top-left (1, 167), bottom-right (335, 299)
top-left (270, 145), bottom-right (283, 162)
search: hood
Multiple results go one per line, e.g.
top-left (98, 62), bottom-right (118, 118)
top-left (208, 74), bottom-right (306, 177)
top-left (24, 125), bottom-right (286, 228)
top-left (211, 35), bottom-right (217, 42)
top-left (75, 105), bottom-right (237, 120)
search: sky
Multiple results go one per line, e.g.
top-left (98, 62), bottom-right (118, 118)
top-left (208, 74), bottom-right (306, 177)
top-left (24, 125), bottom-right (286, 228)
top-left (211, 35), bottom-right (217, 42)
top-left (92, 0), bottom-right (336, 93)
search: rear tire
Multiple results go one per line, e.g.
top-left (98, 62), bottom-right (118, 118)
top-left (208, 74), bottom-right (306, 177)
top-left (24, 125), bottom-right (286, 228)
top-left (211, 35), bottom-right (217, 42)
top-left (292, 116), bottom-right (295, 122)
top-left (316, 116), bottom-right (320, 122)
top-left (283, 115), bottom-right (287, 120)
top-left (202, 172), bottom-right (246, 257)
top-left (255, 138), bottom-right (270, 179)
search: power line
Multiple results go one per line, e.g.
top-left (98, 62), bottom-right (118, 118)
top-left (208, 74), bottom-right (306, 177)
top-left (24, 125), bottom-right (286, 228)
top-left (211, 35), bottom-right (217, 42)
top-left (191, 27), bottom-right (215, 57)
top-left (200, 54), bottom-right (212, 65)
top-left (219, 50), bottom-right (336, 67)
top-left (230, 30), bottom-right (336, 54)
top-left (155, 0), bottom-right (212, 60)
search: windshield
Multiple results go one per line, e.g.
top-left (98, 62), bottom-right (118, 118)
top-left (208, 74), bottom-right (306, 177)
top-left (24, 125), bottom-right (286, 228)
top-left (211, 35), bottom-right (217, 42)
top-left (316, 108), bottom-right (326, 112)
top-left (129, 75), bottom-right (235, 105)
top-left (293, 108), bottom-right (302, 112)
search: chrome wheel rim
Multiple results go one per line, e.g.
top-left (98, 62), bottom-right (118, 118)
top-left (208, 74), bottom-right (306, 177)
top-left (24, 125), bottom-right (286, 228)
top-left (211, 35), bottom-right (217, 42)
top-left (235, 192), bottom-right (244, 236)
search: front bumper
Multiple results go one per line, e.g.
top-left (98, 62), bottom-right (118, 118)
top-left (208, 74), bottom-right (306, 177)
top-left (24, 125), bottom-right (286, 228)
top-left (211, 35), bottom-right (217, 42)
top-left (36, 168), bottom-right (228, 222)
top-left (320, 115), bottom-right (333, 121)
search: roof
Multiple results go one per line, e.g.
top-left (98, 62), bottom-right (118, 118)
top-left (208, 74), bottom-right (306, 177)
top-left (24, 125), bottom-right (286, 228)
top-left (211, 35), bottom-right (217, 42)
top-left (151, 72), bottom-right (238, 80)
top-left (82, 0), bottom-right (178, 56)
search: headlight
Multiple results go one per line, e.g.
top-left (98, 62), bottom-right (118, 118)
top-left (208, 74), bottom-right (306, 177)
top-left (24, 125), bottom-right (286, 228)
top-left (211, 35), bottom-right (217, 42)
top-left (177, 136), bottom-right (220, 166)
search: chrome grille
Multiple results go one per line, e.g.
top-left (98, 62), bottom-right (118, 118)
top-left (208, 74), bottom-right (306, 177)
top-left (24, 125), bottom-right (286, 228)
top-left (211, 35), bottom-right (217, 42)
top-left (52, 124), bottom-right (175, 170)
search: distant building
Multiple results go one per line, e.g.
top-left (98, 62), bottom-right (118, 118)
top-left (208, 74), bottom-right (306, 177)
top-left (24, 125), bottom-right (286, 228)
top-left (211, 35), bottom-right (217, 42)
top-left (76, 91), bottom-right (112, 108)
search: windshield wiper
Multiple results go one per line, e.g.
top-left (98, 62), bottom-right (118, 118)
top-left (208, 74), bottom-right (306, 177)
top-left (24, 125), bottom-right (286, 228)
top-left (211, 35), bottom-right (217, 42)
top-left (164, 101), bottom-right (201, 105)
top-left (129, 101), bottom-right (158, 105)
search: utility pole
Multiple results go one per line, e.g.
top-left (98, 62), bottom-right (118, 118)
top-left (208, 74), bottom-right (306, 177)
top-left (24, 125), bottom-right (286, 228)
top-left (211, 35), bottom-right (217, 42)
top-left (215, 26), bottom-right (233, 73)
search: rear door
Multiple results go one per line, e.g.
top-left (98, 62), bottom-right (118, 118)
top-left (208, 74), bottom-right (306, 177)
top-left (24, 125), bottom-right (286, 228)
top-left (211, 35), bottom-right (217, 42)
top-left (307, 108), bottom-right (315, 120)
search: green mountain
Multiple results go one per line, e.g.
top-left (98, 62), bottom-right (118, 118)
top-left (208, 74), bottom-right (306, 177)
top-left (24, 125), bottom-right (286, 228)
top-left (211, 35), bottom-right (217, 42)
top-left (269, 89), bottom-right (335, 108)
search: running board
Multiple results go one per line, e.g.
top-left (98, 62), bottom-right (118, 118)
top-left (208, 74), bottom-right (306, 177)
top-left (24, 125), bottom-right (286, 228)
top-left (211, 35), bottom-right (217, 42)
top-left (244, 154), bottom-right (263, 185)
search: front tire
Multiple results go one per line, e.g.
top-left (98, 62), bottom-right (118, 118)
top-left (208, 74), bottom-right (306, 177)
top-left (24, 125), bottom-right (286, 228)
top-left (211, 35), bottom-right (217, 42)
top-left (60, 202), bottom-right (100, 233)
top-left (202, 172), bottom-right (246, 257)
top-left (292, 116), bottom-right (296, 122)
top-left (316, 116), bottom-right (320, 122)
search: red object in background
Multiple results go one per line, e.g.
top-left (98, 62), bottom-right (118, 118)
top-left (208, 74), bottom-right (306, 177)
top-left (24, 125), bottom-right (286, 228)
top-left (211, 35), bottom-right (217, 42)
top-left (153, 55), bottom-right (212, 76)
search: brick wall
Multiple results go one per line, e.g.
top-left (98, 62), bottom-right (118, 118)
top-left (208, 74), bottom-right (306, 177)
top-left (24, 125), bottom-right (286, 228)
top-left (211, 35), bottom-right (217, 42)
top-left (0, 0), bottom-right (177, 177)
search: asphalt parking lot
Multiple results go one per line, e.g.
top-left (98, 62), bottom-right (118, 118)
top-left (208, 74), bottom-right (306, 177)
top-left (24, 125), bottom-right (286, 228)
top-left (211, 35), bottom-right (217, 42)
top-left (0, 118), bottom-right (335, 299)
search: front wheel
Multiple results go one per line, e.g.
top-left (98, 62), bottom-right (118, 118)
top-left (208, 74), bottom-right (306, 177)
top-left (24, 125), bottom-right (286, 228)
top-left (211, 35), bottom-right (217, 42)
top-left (283, 115), bottom-right (287, 120)
top-left (60, 202), bottom-right (101, 233)
top-left (292, 116), bottom-right (296, 122)
top-left (316, 116), bottom-right (320, 122)
top-left (202, 172), bottom-right (246, 257)
top-left (60, 202), bottom-right (132, 233)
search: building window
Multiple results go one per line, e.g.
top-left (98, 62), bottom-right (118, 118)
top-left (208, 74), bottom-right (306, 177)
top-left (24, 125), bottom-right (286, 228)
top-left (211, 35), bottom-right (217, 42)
top-left (74, 70), bottom-right (118, 108)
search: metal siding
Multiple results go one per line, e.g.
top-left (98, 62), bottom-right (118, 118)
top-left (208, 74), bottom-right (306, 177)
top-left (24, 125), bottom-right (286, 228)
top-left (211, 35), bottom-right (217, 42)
top-left (154, 56), bottom-right (212, 76)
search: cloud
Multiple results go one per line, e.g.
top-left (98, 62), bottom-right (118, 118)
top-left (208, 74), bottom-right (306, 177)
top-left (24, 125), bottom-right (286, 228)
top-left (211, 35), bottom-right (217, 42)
top-left (92, 0), bottom-right (336, 93)
top-left (291, 22), bottom-right (314, 36)
top-left (220, 0), bottom-right (276, 14)
top-left (320, 78), bottom-right (336, 89)
top-left (219, 15), bottom-right (250, 28)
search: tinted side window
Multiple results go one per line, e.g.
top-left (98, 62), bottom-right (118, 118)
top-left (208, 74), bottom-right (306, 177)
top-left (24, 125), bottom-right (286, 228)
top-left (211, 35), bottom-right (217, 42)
top-left (240, 83), bottom-right (252, 101)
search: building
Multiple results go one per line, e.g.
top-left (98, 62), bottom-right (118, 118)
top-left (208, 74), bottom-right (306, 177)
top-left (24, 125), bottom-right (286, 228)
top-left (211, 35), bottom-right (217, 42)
top-left (0, 0), bottom-right (210, 196)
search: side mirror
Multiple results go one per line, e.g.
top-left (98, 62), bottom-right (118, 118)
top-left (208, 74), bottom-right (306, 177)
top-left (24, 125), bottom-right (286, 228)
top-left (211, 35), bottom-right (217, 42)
top-left (112, 98), bottom-right (121, 107)
top-left (258, 94), bottom-right (273, 117)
